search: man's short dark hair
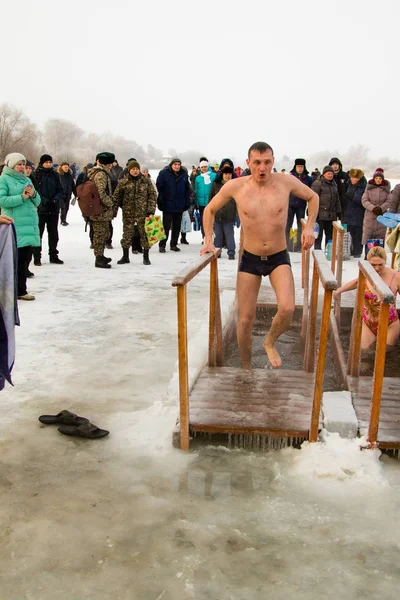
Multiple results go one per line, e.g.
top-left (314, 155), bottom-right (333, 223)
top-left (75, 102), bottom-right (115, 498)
top-left (248, 142), bottom-right (274, 158)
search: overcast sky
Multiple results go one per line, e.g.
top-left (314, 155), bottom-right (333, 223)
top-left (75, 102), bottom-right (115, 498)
top-left (2, 0), bottom-right (399, 162)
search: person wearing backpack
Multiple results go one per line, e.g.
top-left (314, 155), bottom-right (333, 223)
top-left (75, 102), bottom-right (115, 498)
top-left (87, 152), bottom-right (116, 269)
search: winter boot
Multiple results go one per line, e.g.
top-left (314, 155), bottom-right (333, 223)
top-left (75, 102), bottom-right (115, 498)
top-left (50, 256), bottom-right (64, 264)
top-left (95, 256), bottom-right (111, 269)
top-left (34, 256), bottom-right (41, 266)
top-left (170, 245), bottom-right (181, 252)
top-left (143, 249), bottom-right (151, 265)
top-left (180, 232), bottom-right (189, 244)
top-left (117, 248), bottom-right (130, 264)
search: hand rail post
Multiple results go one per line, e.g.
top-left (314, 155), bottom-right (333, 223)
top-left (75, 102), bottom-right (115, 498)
top-left (347, 269), bottom-right (366, 377)
top-left (177, 285), bottom-right (190, 450)
top-left (303, 260), bottom-right (319, 372)
top-left (334, 228), bottom-right (344, 328)
top-left (309, 287), bottom-right (334, 441)
top-left (301, 219), bottom-right (306, 289)
top-left (214, 258), bottom-right (224, 366)
top-left (367, 303), bottom-right (390, 447)
top-left (301, 248), bottom-right (310, 340)
top-left (209, 257), bottom-right (217, 366)
top-left (331, 225), bottom-right (338, 276)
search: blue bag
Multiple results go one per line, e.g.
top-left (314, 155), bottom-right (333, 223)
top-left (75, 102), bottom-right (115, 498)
top-left (193, 209), bottom-right (201, 232)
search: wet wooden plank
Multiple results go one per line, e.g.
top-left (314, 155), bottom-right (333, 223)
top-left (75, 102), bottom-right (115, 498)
top-left (350, 375), bottom-right (400, 448)
top-left (189, 367), bottom-right (320, 438)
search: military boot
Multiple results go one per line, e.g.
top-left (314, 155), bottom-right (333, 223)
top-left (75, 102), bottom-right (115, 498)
top-left (143, 249), bottom-right (151, 265)
top-left (117, 248), bottom-right (130, 264)
top-left (95, 256), bottom-right (111, 269)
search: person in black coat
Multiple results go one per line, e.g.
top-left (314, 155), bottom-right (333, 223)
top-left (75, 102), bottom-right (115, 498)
top-left (286, 158), bottom-right (313, 251)
top-left (156, 158), bottom-right (191, 252)
top-left (329, 157), bottom-right (349, 217)
top-left (58, 162), bottom-right (77, 226)
top-left (33, 154), bottom-right (64, 265)
top-left (343, 169), bottom-right (367, 257)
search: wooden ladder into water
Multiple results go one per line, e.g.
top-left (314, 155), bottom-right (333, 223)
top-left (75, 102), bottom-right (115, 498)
top-left (171, 244), bottom-right (338, 450)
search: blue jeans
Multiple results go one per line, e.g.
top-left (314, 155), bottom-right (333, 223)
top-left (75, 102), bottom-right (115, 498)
top-left (214, 221), bottom-right (236, 256)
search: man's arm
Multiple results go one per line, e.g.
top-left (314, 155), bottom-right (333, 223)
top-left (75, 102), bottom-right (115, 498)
top-left (288, 176), bottom-right (319, 250)
top-left (200, 180), bottom-right (237, 256)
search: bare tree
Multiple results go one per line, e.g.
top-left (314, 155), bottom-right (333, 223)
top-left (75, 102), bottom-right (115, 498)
top-left (43, 119), bottom-right (83, 162)
top-left (0, 103), bottom-right (39, 161)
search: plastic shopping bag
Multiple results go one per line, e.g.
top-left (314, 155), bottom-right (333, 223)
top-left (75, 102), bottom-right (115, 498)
top-left (145, 215), bottom-right (167, 247)
top-left (181, 210), bottom-right (192, 233)
top-left (193, 209), bottom-right (201, 232)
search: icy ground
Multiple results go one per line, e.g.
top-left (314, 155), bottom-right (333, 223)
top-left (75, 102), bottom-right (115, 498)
top-left (1, 204), bottom-right (400, 600)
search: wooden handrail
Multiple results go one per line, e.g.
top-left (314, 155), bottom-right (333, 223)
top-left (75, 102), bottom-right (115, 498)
top-left (346, 260), bottom-right (395, 448)
top-left (313, 249), bottom-right (337, 290)
top-left (172, 249), bottom-right (223, 450)
top-left (358, 260), bottom-right (396, 303)
top-left (304, 251), bottom-right (338, 442)
top-left (347, 260), bottom-right (394, 376)
top-left (332, 222), bottom-right (344, 328)
top-left (172, 249), bottom-right (221, 287)
top-left (301, 218), bottom-right (307, 289)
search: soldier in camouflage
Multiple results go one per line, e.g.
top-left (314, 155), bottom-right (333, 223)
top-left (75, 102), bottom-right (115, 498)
top-left (113, 160), bottom-right (157, 265)
top-left (87, 152), bottom-right (116, 269)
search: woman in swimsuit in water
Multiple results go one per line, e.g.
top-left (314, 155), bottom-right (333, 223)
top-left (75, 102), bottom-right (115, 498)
top-left (334, 246), bottom-right (400, 349)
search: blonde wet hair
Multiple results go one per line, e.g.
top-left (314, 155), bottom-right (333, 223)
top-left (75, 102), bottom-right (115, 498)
top-left (367, 246), bottom-right (387, 262)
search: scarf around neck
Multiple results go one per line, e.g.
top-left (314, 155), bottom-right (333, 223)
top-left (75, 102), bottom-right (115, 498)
top-left (2, 166), bottom-right (30, 183)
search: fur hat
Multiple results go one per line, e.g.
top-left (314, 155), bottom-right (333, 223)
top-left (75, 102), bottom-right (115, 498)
top-left (60, 161), bottom-right (69, 167)
top-left (294, 158), bottom-right (306, 166)
top-left (97, 152), bottom-right (115, 165)
top-left (5, 152), bottom-right (26, 168)
top-left (349, 168), bottom-right (364, 179)
top-left (40, 154), bottom-right (53, 165)
top-left (323, 165), bottom-right (334, 175)
top-left (128, 160), bottom-right (140, 171)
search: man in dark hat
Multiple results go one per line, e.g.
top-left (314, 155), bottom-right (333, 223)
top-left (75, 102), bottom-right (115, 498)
top-left (156, 158), bottom-right (191, 252)
top-left (87, 152), bottom-right (116, 268)
top-left (33, 153), bottom-right (65, 265)
top-left (286, 158), bottom-right (313, 251)
top-left (329, 157), bottom-right (348, 218)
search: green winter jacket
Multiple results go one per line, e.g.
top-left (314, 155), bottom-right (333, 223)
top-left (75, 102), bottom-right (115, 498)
top-left (0, 167), bottom-right (41, 248)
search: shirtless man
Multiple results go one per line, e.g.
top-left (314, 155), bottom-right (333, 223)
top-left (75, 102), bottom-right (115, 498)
top-left (200, 141), bottom-right (319, 369)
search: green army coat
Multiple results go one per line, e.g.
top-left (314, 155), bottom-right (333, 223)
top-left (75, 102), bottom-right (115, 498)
top-left (87, 166), bottom-right (115, 222)
top-left (113, 173), bottom-right (157, 220)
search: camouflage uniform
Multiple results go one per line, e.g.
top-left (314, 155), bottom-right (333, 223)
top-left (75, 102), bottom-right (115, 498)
top-left (114, 173), bottom-right (157, 250)
top-left (87, 166), bottom-right (115, 257)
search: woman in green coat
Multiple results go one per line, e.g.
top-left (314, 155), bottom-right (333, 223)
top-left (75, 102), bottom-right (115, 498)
top-left (0, 153), bottom-right (41, 300)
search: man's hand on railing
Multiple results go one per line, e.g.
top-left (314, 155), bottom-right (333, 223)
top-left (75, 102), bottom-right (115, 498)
top-left (301, 226), bottom-right (316, 251)
top-left (200, 241), bottom-right (218, 257)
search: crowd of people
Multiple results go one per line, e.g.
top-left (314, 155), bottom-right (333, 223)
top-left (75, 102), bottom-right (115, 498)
top-left (0, 148), bottom-right (399, 307)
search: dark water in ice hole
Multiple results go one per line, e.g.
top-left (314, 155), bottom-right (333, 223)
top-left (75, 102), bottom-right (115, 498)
top-left (223, 313), bottom-right (342, 391)
top-left (340, 326), bottom-right (400, 378)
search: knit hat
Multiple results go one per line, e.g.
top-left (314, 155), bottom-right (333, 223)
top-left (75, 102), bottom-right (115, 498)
top-left (126, 157), bottom-right (136, 165)
top-left (375, 167), bottom-right (384, 174)
top-left (349, 168), bottom-right (364, 179)
top-left (5, 152), bottom-right (26, 169)
top-left (141, 165), bottom-right (149, 172)
top-left (294, 158), bottom-right (306, 166)
top-left (128, 160), bottom-right (140, 171)
top-left (25, 160), bottom-right (34, 168)
top-left (329, 157), bottom-right (342, 168)
top-left (199, 160), bottom-right (208, 167)
top-left (40, 154), bottom-right (53, 165)
top-left (86, 162), bottom-right (94, 169)
top-left (323, 165), bottom-right (334, 174)
top-left (97, 152), bottom-right (115, 165)
top-left (373, 171), bottom-right (384, 180)
top-left (169, 157), bottom-right (181, 166)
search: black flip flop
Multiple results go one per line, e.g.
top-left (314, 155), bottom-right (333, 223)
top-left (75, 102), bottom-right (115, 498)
top-left (38, 410), bottom-right (89, 426)
top-left (57, 422), bottom-right (109, 439)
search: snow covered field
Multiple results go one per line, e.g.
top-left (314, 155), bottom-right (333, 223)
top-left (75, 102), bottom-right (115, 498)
top-left (1, 202), bottom-right (400, 600)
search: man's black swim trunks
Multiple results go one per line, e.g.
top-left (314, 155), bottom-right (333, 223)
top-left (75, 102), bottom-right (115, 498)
top-left (238, 248), bottom-right (291, 277)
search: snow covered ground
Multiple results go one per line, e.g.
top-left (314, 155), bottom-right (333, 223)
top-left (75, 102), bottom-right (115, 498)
top-left (1, 201), bottom-right (400, 600)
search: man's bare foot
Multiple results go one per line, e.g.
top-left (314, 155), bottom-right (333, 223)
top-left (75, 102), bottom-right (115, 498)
top-left (264, 341), bottom-right (282, 368)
